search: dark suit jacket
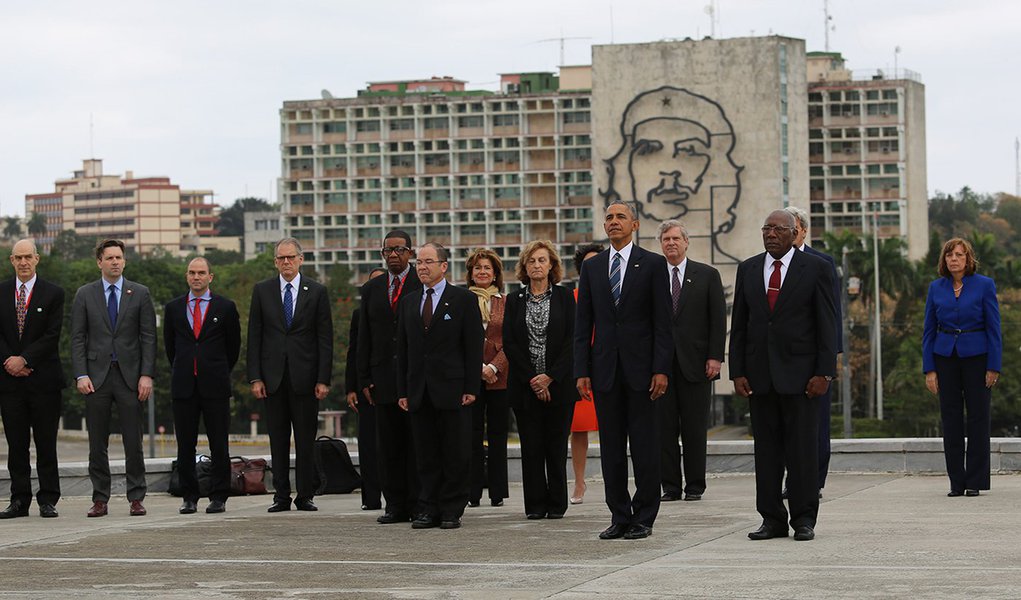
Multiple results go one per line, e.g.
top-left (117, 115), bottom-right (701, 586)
top-left (803, 244), bottom-right (844, 354)
top-left (346, 308), bottom-right (361, 395)
top-left (70, 278), bottom-right (157, 391)
top-left (502, 285), bottom-right (574, 409)
top-left (922, 274), bottom-right (1002, 373)
top-left (667, 260), bottom-right (727, 383)
top-left (729, 250), bottom-right (837, 396)
top-left (573, 245), bottom-right (672, 392)
top-left (163, 293), bottom-right (241, 400)
top-left (0, 277), bottom-right (65, 393)
top-left (246, 275), bottom-right (333, 394)
top-left (396, 282), bottom-right (483, 411)
top-left (357, 270), bottom-right (422, 405)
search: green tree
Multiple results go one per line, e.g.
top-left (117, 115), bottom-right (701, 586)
top-left (3, 216), bottom-right (21, 239)
top-left (51, 230), bottom-right (100, 260)
top-left (216, 197), bottom-right (274, 237)
top-left (26, 212), bottom-right (47, 237)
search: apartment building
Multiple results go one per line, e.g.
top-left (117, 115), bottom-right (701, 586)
top-left (279, 70), bottom-right (595, 283)
top-left (25, 159), bottom-right (239, 256)
top-left (807, 52), bottom-right (928, 260)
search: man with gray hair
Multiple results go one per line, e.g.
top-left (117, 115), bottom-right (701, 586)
top-left (248, 238), bottom-right (333, 513)
top-left (656, 221), bottom-right (726, 502)
top-left (785, 206), bottom-right (842, 497)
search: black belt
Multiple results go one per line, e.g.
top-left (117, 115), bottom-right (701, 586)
top-left (938, 325), bottom-right (983, 336)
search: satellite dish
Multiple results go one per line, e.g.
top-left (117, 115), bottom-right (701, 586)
top-left (321, 89), bottom-right (334, 100)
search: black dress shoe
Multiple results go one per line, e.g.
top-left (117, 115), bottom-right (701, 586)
top-left (624, 524), bottom-right (653, 539)
top-left (267, 500), bottom-right (292, 513)
top-left (0, 501), bottom-right (29, 519)
top-left (412, 515), bottom-right (439, 529)
top-left (793, 525), bottom-right (815, 541)
top-left (361, 504), bottom-right (382, 511)
top-left (660, 492), bottom-right (683, 501)
top-left (440, 518), bottom-right (462, 529)
top-left (683, 493), bottom-right (703, 501)
top-left (748, 524), bottom-right (789, 540)
top-left (295, 498), bottom-right (318, 511)
top-left (526, 512), bottom-right (545, 520)
top-left (39, 503), bottom-right (58, 518)
top-left (179, 500), bottom-right (198, 514)
top-left (547, 512), bottom-right (565, 519)
top-left (947, 490), bottom-right (964, 497)
top-left (599, 523), bottom-right (629, 540)
top-left (490, 499), bottom-right (504, 507)
top-left (206, 500), bottom-right (226, 514)
top-left (965, 489), bottom-right (980, 497)
top-left (377, 512), bottom-right (410, 524)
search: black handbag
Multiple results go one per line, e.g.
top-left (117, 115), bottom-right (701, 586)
top-left (168, 454), bottom-right (215, 497)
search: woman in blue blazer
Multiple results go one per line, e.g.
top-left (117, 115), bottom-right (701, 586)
top-left (922, 238), bottom-right (1002, 497)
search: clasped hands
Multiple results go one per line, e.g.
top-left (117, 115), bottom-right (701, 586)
top-left (3, 355), bottom-right (31, 378)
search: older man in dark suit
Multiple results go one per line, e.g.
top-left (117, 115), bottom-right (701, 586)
top-left (358, 230), bottom-right (423, 524)
top-left (397, 242), bottom-right (483, 530)
top-left (248, 238), bottom-right (333, 513)
top-left (730, 210), bottom-right (837, 542)
top-left (71, 239), bottom-right (157, 518)
top-left (575, 201), bottom-right (672, 541)
top-left (164, 257), bottom-right (241, 515)
top-left (657, 221), bottom-right (726, 503)
top-left (0, 239), bottom-right (65, 519)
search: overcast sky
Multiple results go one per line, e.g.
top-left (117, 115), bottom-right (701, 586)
top-left (1, 0), bottom-right (1018, 215)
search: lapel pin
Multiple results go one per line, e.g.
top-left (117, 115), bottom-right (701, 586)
top-left (633, 264), bottom-right (640, 268)
top-left (36, 307), bottom-right (43, 312)
top-left (686, 278), bottom-right (692, 283)
top-left (212, 317), bottom-right (219, 323)
top-left (303, 286), bottom-right (308, 291)
top-left (126, 289), bottom-right (133, 295)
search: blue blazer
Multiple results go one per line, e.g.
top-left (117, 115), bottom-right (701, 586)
top-left (922, 274), bottom-right (1002, 373)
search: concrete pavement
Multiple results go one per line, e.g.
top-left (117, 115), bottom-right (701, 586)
top-left (0, 473), bottom-right (1019, 599)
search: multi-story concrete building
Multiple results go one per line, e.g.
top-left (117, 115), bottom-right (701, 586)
top-left (806, 52), bottom-right (928, 260)
top-left (25, 159), bottom-right (239, 256)
top-left (280, 71), bottom-right (595, 283)
top-left (244, 210), bottom-right (283, 260)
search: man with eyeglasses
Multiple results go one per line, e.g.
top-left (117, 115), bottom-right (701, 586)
top-left (396, 242), bottom-right (483, 530)
top-left (248, 238), bottom-right (333, 513)
top-left (357, 230), bottom-right (423, 524)
top-left (729, 210), bottom-right (837, 542)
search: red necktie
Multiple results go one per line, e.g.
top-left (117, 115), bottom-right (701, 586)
top-left (192, 298), bottom-right (203, 375)
top-left (767, 260), bottom-right (782, 311)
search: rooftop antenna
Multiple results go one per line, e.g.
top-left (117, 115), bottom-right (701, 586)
top-left (893, 46), bottom-right (901, 78)
top-left (824, 0), bottom-right (835, 52)
top-left (704, 1), bottom-right (719, 38)
top-left (89, 113), bottom-right (95, 158)
top-left (535, 30), bottom-right (592, 66)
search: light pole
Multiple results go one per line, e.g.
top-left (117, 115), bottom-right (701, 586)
top-left (841, 249), bottom-right (857, 438)
top-left (873, 211), bottom-right (884, 420)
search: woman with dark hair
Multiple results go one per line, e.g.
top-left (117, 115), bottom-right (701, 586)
top-left (465, 248), bottom-right (510, 508)
top-left (923, 237), bottom-right (1002, 497)
top-left (503, 240), bottom-right (575, 519)
top-left (569, 243), bottom-right (603, 504)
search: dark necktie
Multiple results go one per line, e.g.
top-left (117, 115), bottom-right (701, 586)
top-left (390, 276), bottom-right (400, 313)
top-left (283, 283), bottom-right (294, 329)
top-left (671, 266), bottom-right (681, 315)
top-left (609, 253), bottom-right (622, 306)
top-left (107, 284), bottom-right (118, 330)
top-left (767, 260), bottom-right (783, 311)
top-left (16, 283), bottom-right (27, 338)
top-left (422, 288), bottom-right (434, 329)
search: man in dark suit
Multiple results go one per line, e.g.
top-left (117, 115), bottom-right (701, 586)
top-left (0, 239), bottom-right (65, 519)
top-left (787, 206), bottom-right (843, 496)
top-left (248, 237), bottom-right (333, 513)
top-left (656, 221), bottom-right (726, 502)
top-left (71, 239), bottom-right (156, 518)
top-left (396, 242), bottom-right (482, 530)
top-left (730, 210), bottom-right (837, 542)
top-left (164, 257), bottom-right (241, 515)
top-left (346, 266), bottom-right (387, 511)
top-left (575, 201), bottom-right (672, 540)
top-left (358, 230), bottom-right (422, 524)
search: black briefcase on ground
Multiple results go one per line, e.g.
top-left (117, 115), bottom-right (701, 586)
top-left (168, 455), bottom-right (214, 497)
top-left (313, 436), bottom-right (362, 494)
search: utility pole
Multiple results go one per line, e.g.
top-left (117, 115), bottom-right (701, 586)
top-left (873, 211), bottom-right (884, 420)
top-left (841, 248), bottom-right (853, 438)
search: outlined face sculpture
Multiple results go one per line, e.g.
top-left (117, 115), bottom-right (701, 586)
top-left (602, 86), bottom-right (744, 263)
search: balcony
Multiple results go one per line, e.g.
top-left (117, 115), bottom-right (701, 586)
top-left (566, 195), bottom-right (593, 206)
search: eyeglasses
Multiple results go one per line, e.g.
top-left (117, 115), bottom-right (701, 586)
top-left (275, 254), bottom-right (300, 262)
top-left (413, 259), bottom-right (447, 267)
top-left (381, 246), bottom-right (411, 256)
top-left (760, 225), bottom-right (793, 234)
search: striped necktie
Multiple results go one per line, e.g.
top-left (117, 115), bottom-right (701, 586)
top-left (609, 253), bottom-right (622, 306)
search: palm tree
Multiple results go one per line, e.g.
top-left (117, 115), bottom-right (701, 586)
top-left (3, 216), bottom-right (21, 240)
top-left (26, 212), bottom-right (47, 238)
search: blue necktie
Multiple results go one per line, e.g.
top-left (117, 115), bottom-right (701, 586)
top-left (283, 283), bottom-right (294, 329)
top-left (107, 284), bottom-right (118, 330)
top-left (609, 253), bottom-right (622, 306)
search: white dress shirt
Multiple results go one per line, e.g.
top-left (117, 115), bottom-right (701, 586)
top-left (762, 247), bottom-right (796, 292)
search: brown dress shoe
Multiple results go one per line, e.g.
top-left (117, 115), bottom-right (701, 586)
top-left (129, 500), bottom-right (147, 516)
top-left (87, 501), bottom-right (108, 518)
